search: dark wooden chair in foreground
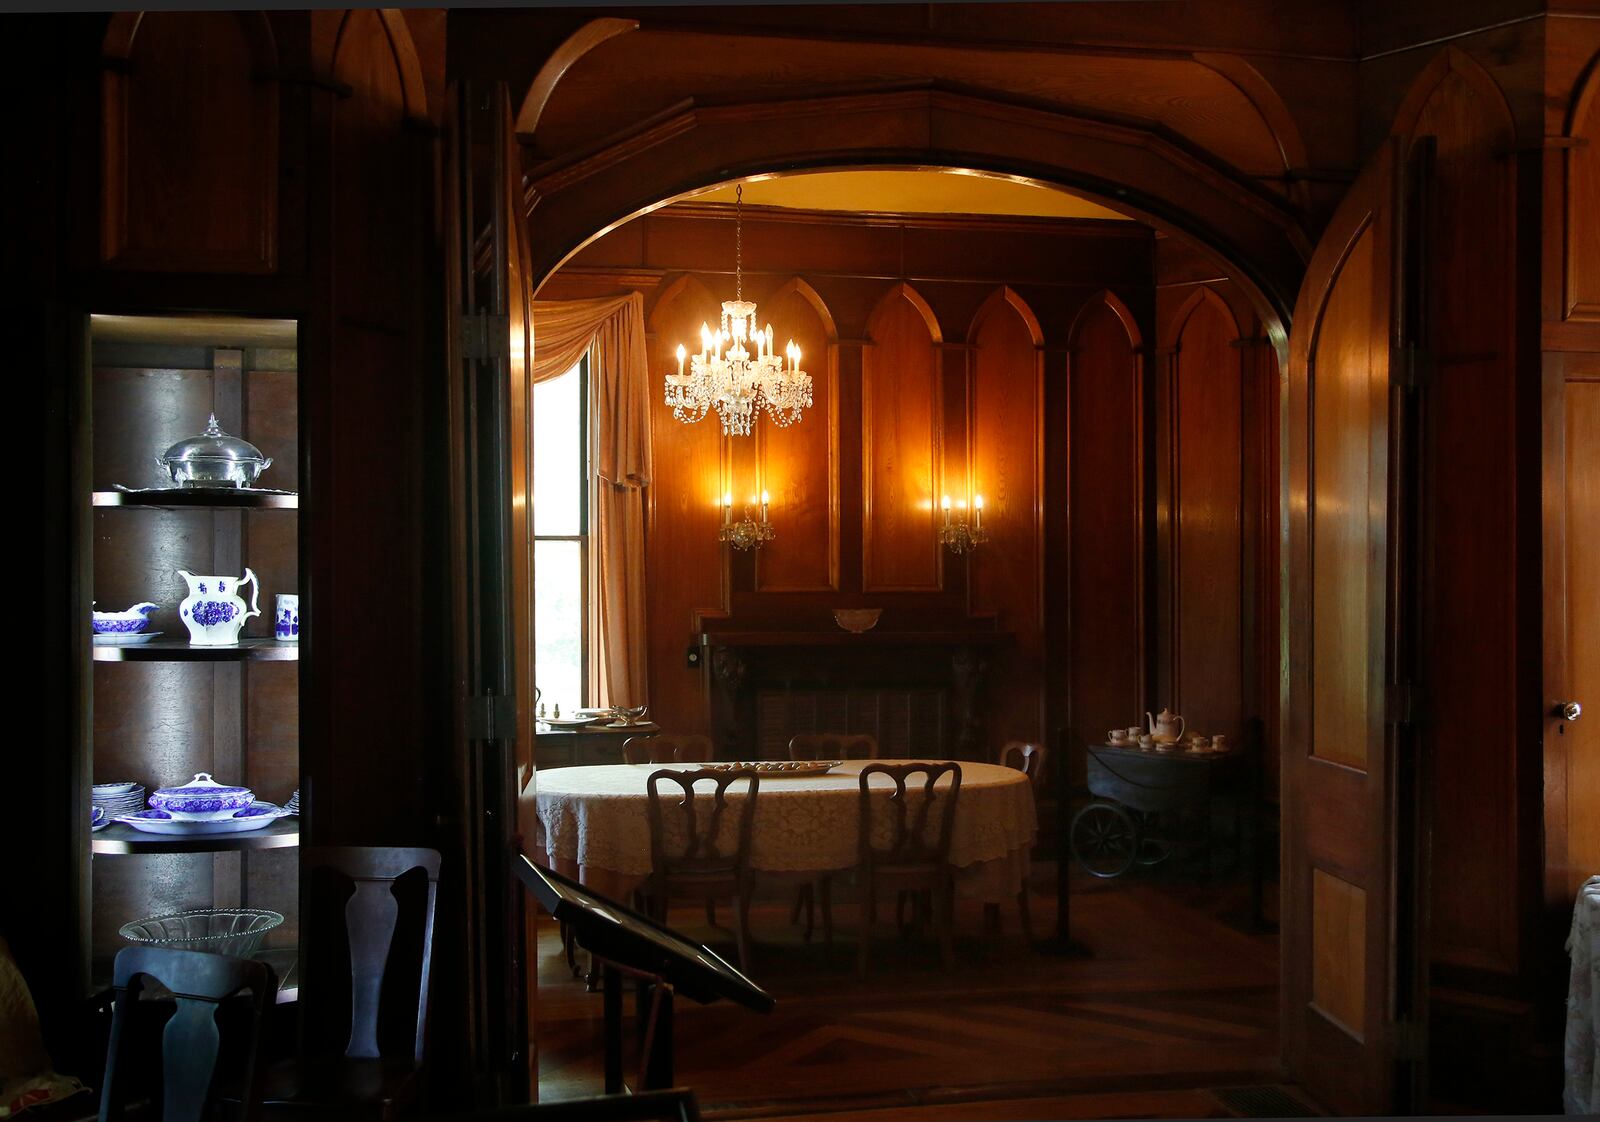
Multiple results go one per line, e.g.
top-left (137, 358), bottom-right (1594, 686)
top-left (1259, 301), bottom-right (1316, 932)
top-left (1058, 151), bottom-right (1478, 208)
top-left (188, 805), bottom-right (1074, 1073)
top-left (624, 734), bottom-right (712, 765)
top-left (642, 769), bottom-right (760, 968)
top-left (101, 946), bottom-right (276, 1122)
top-left (991, 740), bottom-right (1047, 940)
top-left (856, 762), bottom-right (963, 977)
top-left (786, 733), bottom-right (878, 761)
top-left (255, 847), bottom-right (441, 1120)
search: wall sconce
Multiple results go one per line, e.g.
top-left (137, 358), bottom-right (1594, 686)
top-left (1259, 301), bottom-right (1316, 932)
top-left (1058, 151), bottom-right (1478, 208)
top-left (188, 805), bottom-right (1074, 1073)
top-left (719, 490), bottom-right (775, 551)
top-left (939, 493), bottom-right (988, 555)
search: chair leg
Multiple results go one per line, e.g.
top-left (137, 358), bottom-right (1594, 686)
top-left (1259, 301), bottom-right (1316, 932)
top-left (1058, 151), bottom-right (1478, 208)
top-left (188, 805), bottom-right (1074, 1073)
top-left (1017, 888), bottom-right (1034, 942)
top-left (735, 888), bottom-right (753, 970)
top-left (937, 879), bottom-right (955, 972)
top-left (820, 876), bottom-right (834, 946)
top-left (858, 880), bottom-right (876, 978)
top-left (790, 885), bottom-right (807, 926)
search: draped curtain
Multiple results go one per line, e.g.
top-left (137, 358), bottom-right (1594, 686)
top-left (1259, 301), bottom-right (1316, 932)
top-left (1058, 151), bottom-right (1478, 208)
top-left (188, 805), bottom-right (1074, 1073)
top-left (529, 293), bottom-right (652, 709)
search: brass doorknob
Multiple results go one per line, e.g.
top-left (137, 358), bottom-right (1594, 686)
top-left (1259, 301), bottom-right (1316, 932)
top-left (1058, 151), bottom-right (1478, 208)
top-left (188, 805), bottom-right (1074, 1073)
top-left (1556, 701), bottom-right (1583, 722)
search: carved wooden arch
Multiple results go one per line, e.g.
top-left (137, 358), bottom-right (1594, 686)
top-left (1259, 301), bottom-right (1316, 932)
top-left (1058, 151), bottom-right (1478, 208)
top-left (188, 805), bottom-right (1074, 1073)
top-left (766, 277), bottom-right (838, 343)
top-left (1068, 289), bottom-right (1144, 351)
top-left (866, 282), bottom-right (942, 344)
top-left (1570, 48), bottom-right (1600, 139)
top-left (1390, 45), bottom-right (1517, 151)
top-left (1193, 52), bottom-right (1312, 181)
top-left (329, 9), bottom-right (430, 123)
top-left (103, 10), bottom-right (278, 68)
top-left (516, 18), bottom-right (639, 140)
top-left (1163, 285), bottom-right (1240, 353)
top-left (521, 85), bottom-right (1308, 334)
top-left (967, 286), bottom-right (1045, 348)
top-left (1563, 49), bottom-right (1600, 321)
top-left (646, 273), bottom-right (722, 335)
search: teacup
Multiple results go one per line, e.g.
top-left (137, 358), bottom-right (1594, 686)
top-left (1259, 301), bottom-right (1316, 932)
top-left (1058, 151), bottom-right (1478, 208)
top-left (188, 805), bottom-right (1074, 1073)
top-left (1137, 734), bottom-right (1154, 749)
top-left (275, 594), bottom-right (299, 642)
top-left (1188, 736), bottom-right (1210, 750)
top-left (1108, 729), bottom-right (1128, 743)
top-left (1126, 726), bottom-right (1143, 740)
top-left (1211, 734), bottom-right (1227, 751)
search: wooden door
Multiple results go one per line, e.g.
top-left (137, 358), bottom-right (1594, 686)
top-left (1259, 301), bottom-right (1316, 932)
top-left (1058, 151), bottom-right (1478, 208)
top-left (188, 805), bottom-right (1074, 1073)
top-left (1546, 352), bottom-right (1600, 902)
top-left (444, 79), bottom-right (530, 1097)
top-left (1282, 137), bottom-right (1425, 1114)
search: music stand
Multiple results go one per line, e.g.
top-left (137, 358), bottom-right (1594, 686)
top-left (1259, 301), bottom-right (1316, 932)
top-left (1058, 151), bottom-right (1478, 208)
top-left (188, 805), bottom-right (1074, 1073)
top-left (514, 855), bottom-right (773, 1093)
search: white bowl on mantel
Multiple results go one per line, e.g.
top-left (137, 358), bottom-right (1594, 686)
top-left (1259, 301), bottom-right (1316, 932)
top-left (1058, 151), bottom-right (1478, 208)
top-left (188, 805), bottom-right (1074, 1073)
top-left (832, 609), bottom-right (882, 634)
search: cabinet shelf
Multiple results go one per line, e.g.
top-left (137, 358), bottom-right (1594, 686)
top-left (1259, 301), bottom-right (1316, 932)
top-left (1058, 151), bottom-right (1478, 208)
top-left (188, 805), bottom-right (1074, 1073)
top-left (91, 817), bottom-right (300, 854)
top-left (93, 637), bottom-right (298, 662)
top-left (93, 488), bottom-right (299, 510)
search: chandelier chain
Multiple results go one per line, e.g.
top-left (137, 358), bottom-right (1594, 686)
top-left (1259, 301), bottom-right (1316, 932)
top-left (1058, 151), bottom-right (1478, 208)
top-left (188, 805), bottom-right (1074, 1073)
top-left (735, 183), bottom-right (743, 301)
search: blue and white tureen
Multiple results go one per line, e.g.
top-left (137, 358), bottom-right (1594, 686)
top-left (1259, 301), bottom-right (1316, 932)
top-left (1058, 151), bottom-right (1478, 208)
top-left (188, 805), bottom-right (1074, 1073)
top-left (147, 773), bottom-right (255, 820)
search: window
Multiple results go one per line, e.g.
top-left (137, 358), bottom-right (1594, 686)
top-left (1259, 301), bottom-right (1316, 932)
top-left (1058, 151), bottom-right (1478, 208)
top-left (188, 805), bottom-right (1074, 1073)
top-left (533, 356), bottom-right (589, 712)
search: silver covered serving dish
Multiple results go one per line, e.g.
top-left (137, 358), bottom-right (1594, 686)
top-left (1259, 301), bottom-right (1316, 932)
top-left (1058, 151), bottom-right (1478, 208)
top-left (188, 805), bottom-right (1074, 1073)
top-left (157, 414), bottom-right (272, 488)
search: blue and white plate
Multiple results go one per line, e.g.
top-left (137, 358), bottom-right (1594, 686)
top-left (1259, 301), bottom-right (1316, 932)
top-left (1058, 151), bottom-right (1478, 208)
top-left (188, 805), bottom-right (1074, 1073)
top-left (114, 802), bottom-right (290, 836)
top-left (90, 806), bottom-right (108, 832)
top-left (93, 631), bottom-right (164, 646)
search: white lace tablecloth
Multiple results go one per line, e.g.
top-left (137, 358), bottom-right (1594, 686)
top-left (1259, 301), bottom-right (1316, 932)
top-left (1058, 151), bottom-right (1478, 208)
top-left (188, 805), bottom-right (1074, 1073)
top-left (532, 760), bottom-right (1037, 903)
top-left (1567, 875), bottom-right (1600, 1114)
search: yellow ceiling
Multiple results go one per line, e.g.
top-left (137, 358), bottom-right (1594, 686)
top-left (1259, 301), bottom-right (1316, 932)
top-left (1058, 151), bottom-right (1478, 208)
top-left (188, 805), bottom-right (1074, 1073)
top-left (686, 169), bottom-right (1132, 221)
top-left (91, 314), bottom-right (298, 347)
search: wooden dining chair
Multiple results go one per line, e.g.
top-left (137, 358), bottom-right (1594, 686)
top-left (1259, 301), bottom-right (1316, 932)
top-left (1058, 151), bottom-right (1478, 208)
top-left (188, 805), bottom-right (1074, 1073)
top-left (624, 734), bottom-right (713, 765)
top-left (643, 768), bottom-right (760, 968)
top-left (787, 733), bottom-right (878, 761)
top-left (992, 740), bottom-right (1048, 940)
top-left (101, 946), bottom-right (277, 1122)
top-left (856, 762), bottom-right (963, 977)
top-left (253, 847), bottom-right (441, 1121)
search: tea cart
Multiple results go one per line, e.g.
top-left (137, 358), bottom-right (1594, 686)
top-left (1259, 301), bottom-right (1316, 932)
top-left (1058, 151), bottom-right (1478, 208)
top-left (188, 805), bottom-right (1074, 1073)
top-left (1069, 742), bottom-right (1244, 878)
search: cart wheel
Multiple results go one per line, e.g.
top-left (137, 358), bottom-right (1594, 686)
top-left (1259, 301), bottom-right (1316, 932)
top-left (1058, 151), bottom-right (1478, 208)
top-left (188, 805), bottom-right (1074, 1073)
top-left (1070, 802), bottom-right (1139, 878)
top-left (1131, 811), bottom-right (1173, 866)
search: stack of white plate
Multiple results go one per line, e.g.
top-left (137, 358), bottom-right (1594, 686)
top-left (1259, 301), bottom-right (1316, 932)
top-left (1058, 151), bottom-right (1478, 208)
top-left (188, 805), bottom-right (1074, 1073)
top-left (283, 789), bottom-right (300, 816)
top-left (93, 782), bottom-right (147, 819)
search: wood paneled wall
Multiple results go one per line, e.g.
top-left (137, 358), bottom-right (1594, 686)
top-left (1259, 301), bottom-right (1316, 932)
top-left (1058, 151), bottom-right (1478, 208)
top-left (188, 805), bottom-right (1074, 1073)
top-left (542, 205), bottom-right (1279, 772)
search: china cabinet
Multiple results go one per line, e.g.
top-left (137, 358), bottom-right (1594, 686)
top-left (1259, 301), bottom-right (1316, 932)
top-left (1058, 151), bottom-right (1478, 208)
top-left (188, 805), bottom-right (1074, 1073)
top-left (86, 313), bottom-right (302, 994)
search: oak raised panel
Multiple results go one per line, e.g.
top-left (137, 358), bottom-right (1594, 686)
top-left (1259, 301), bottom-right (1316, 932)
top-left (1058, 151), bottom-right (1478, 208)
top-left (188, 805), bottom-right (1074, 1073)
top-left (1068, 296), bottom-right (1143, 753)
top-left (863, 288), bottom-right (941, 593)
top-left (971, 293), bottom-right (1042, 745)
top-left (1174, 293), bottom-right (1243, 742)
top-left (1566, 54), bottom-right (1600, 321)
top-left (756, 284), bottom-right (837, 592)
top-left (646, 278), bottom-right (727, 733)
top-left (102, 11), bottom-right (279, 273)
top-left (1310, 228), bottom-right (1376, 772)
top-left (1311, 867), bottom-right (1367, 1039)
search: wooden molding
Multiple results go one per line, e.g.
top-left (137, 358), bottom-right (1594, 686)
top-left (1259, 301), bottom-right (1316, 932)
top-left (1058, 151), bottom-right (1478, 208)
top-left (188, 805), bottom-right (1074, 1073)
top-left (661, 200), bottom-right (1151, 237)
top-left (516, 18), bottom-right (639, 140)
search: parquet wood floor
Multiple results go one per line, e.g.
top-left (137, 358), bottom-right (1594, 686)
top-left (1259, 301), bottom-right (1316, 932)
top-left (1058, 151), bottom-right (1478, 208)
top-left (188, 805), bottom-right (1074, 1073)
top-left (536, 864), bottom-right (1282, 1119)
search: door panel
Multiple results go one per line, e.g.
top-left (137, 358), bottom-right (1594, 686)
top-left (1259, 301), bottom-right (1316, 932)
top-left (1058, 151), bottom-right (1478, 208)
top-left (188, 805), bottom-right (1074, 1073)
top-left (1560, 369), bottom-right (1600, 895)
top-left (1284, 138), bottom-right (1411, 1116)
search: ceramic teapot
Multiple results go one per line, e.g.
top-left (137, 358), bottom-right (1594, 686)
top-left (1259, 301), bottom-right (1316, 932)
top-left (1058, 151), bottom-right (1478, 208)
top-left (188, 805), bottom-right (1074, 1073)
top-left (1145, 708), bottom-right (1186, 744)
top-left (177, 568), bottom-right (261, 645)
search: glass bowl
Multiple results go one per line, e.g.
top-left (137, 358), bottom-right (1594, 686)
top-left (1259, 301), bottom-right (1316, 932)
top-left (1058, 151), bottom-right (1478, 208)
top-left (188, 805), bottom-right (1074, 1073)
top-left (118, 908), bottom-right (284, 958)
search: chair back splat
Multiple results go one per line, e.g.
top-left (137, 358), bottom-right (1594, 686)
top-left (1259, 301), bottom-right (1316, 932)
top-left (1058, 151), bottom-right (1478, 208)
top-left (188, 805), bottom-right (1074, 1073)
top-left (788, 733), bottom-right (878, 761)
top-left (997, 740), bottom-right (1048, 793)
top-left (101, 946), bottom-right (276, 1122)
top-left (646, 769), bottom-right (759, 875)
top-left (302, 846), bottom-right (441, 1064)
top-left (858, 762), bottom-right (962, 866)
top-left (625, 734), bottom-right (713, 765)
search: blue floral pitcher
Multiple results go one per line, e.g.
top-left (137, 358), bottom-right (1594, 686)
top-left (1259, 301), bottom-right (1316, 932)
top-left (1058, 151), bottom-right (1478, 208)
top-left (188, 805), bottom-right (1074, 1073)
top-left (177, 568), bottom-right (261, 645)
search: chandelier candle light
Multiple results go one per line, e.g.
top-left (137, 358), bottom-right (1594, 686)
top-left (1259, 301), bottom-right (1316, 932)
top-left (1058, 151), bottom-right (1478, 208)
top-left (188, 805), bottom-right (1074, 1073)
top-left (720, 490), bottom-right (776, 551)
top-left (939, 493), bottom-right (989, 554)
top-left (666, 184), bottom-right (813, 436)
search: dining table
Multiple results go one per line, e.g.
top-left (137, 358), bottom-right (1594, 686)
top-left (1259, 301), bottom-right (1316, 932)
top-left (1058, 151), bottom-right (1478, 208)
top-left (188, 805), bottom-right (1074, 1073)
top-left (528, 759), bottom-right (1038, 905)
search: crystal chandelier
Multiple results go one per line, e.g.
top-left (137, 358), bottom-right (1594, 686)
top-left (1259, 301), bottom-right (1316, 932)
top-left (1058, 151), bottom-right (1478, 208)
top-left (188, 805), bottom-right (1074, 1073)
top-left (666, 184), bottom-right (813, 436)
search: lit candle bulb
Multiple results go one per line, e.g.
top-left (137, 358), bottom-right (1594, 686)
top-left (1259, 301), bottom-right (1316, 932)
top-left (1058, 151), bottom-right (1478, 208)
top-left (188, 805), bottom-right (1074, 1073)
top-left (974, 494), bottom-right (984, 530)
top-left (942, 494), bottom-right (952, 525)
top-left (700, 324), bottom-right (711, 360)
top-left (676, 344), bottom-right (686, 377)
top-left (723, 491), bottom-right (732, 525)
top-left (791, 342), bottom-right (801, 373)
top-left (760, 489), bottom-right (770, 522)
top-left (765, 324), bottom-right (774, 357)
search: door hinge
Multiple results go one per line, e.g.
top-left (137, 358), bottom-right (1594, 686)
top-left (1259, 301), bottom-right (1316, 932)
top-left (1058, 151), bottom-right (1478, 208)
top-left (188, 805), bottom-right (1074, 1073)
top-left (463, 691), bottom-right (519, 742)
top-left (1387, 681), bottom-right (1423, 728)
top-left (460, 310), bottom-right (510, 362)
top-left (1396, 344), bottom-right (1432, 391)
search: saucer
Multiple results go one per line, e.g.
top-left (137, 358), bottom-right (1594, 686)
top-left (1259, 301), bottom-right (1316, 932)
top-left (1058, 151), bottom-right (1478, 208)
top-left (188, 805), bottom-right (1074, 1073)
top-left (93, 631), bottom-right (163, 646)
top-left (541, 716), bottom-right (600, 729)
